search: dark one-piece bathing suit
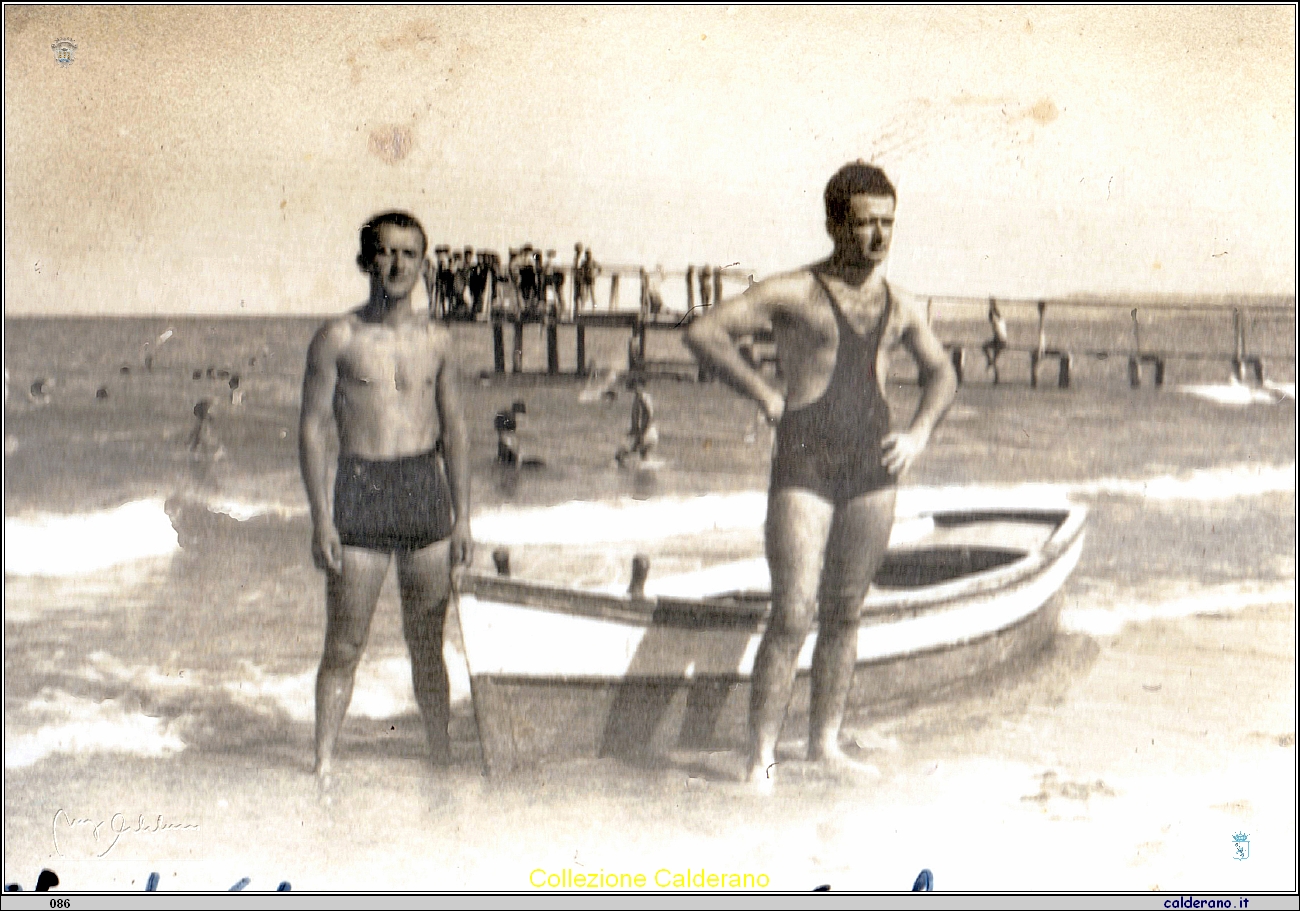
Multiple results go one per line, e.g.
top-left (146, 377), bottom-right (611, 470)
top-left (769, 271), bottom-right (896, 502)
top-left (333, 450), bottom-right (455, 551)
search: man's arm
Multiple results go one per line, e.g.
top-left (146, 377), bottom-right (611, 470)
top-left (435, 336), bottom-right (474, 567)
top-left (881, 288), bottom-right (957, 476)
top-left (683, 279), bottom-right (790, 423)
top-left (299, 322), bottom-right (345, 574)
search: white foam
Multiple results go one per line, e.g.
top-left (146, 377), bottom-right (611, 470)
top-left (139, 652), bottom-right (475, 726)
top-left (475, 464), bottom-right (1292, 549)
top-left (1179, 380), bottom-right (1296, 406)
top-left (4, 690), bottom-right (186, 768)
top-left (1060, 580), bottom-right (1295, 636)
top-left (903, 467), bottom-right (1293, 506)
top-left (1081, 464), bottom-right (1294, 500)
top-left (4, 499), bottom-right (180, 577)
top-left (92, 457), bottom-right (1290, 555)
top-left (474, 493), bottom-right (771, 546)
top-left (207, 498), bottom-right (308, 521)
top-left (5, 648), bottom-right (476, 768)
top-left (225, 650), bottom-right (472, 723)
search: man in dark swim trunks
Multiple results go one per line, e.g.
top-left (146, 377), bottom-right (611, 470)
top-left (686, 162), bottom-right (956, 789)
top-left (299, 211), bottom-right (473, 782)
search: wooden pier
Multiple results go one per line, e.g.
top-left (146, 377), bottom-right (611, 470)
top-left (473, 265), bottom-right (1290, 391)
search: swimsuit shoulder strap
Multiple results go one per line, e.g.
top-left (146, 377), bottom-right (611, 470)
top-left (809, 269), bottom-right (849, 324)
top-left (877, 280), bottom-right (896, 335)
top-left (812, 269), bottom-right (891, 341)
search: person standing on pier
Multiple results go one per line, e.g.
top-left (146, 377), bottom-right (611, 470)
top-left (579, 247), bottom-right (600, 311)
top-left (698, 264), bottom-right (714, 309)
top-left (573, 243), bottom-right (585, 312)
top-left (468, 250), bottom-right (492, 319)
top-left (640, 265), bottom-right (665, 319)
top-left (543, 249), bottom-right (564, 317)
top-left (982, 298), bottom-right (1009, 384)
top-left (435, 248), bottom-right (456, 319)
top-left (685, 162), bottom-right (956, 790)
top-left (299, 210), bottom-right (473, 782)
top-left (512, 246), bottom-right (534, 318)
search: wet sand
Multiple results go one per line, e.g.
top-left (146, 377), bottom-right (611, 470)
top-left (4, 603), bottom-right (1292, 892)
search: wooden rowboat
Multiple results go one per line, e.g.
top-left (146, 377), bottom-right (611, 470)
top-left (455, 503), bottom-right (1087, 774)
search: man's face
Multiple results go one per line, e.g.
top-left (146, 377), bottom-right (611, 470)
top-left (369, 224), bottom-right (425, 301)
top-left (834, 193), bottom-right (896, 263)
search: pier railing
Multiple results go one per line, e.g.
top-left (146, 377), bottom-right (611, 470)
top-left (921, 295), bottom-right (1294, 388)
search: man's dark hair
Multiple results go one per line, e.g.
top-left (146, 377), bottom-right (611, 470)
top-left (824, 161), bottom-right (896, 224)
top-left (357, 211), bottom-right (428, 269)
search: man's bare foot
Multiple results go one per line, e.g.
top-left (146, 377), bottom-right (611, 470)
top-left (313, 761), bottom-right (336, 803)
top-left (808, 744), bottom-right (881, 782)
top-left (851, 730), bottom-right (900, 753)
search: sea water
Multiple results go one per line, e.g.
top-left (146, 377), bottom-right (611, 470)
top-left (3, 316), bottom-right (1294, 770)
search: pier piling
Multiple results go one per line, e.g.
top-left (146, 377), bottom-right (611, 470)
top-left (512, 318), bottom-right (525, 374)
top-left (492, 315), bottom-right (506, 374)
top-left (546, 313), bottom-right (559, 375)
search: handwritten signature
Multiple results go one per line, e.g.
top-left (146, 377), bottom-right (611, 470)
top-left (53, 810), bottom-right (199, 858)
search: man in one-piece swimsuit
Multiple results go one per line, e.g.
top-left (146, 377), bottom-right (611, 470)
top-left (686, 162), bottom-right (956, 788)
top-left (299, 211), bottom-right (473, 782)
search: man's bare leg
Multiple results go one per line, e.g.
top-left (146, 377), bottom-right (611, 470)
top-left (808, 488), bottom-right (896, 765)
top-left (748, 488), bottom-right (835, 785)
top-left (397, 541), bottom-right (454, 765)
top-left (315, 547), bottom-right (391, 780)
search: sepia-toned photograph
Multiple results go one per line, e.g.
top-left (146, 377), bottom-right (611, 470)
top-left (4, 6), bottom-right (1295, 895)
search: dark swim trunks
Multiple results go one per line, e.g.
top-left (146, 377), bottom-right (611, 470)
top-left (333, 450), bottom-right (455, 551)
top-left (769, 271), bottom-right (896, 502)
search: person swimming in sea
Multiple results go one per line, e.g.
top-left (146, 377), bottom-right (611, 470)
top-left (615, 377), bottom-right (658, 466)
top-left (187, 398), bottom-right (223, 458)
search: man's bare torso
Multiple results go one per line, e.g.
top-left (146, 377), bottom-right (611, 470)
top-left (768, 266), bottom-right (900, 410)
top-left (328, 310), bottom-right (449, 459)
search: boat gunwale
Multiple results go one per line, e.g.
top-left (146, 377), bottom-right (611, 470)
top-left (456, 504), bottom-right (1086, 629)
top-left (462, 588), bottom-right (1066, 689)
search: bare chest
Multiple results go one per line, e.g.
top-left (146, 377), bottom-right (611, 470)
top-left (339, 325), bottom-right (440, 393)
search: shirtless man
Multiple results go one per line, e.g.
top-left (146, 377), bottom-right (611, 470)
top-left (299, 211), bottom-right (473, 781)
top-left (685, 162), bottom-right (956, 787)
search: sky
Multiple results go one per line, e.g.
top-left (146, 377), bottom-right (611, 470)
top-left (4, 6), bottom-right (1296, 315)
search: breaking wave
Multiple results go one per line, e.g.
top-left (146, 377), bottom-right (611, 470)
top-left (4, 499), bottom-right (180, 577)
top-left (474, 464), bottom-right (1293, 546)
top-left (1059, 580), bottom-right (1295, 637)
top-left (4, 650), bottom-right (473, 768)
top-left (1178, 380), bottom-right (1295, 406)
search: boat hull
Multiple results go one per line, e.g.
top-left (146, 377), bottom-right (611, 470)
top-left (457, 506), bottom-right (1085, 773)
